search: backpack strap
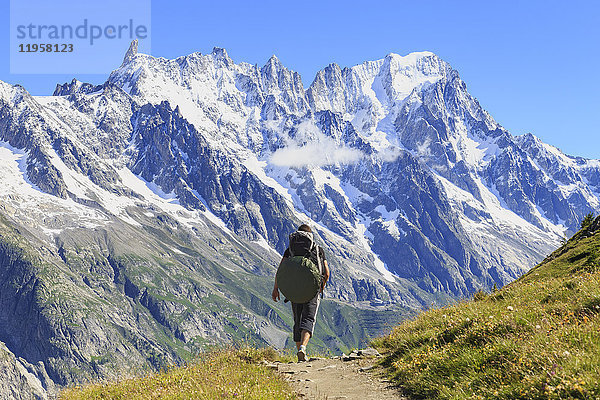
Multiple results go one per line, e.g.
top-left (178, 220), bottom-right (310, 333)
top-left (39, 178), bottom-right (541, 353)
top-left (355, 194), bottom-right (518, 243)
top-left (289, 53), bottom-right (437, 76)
top-left (315, 245), bottom-right (322, 276)
top-left (315, 245), bottom-right (325, 299)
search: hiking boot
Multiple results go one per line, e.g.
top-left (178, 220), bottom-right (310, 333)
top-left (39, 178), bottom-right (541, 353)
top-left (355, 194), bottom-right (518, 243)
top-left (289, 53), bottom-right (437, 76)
top-left (297, 347), bottom-right (307, 362)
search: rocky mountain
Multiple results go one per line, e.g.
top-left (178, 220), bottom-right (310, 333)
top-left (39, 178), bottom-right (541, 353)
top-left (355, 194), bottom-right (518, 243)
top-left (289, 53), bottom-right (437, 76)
top-left (0, 340), bottom-right (54, 400)
top-left (1, 40), bottom-right (598, 395)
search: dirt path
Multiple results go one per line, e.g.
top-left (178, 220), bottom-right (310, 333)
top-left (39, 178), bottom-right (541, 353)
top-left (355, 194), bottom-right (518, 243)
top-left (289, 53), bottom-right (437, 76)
top-left (275, 356), bottom-right (407, 400)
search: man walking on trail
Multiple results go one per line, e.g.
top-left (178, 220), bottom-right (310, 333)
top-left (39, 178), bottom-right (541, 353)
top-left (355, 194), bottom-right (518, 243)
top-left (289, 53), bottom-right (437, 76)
top-left (272, 224), bottom-right (330, 362)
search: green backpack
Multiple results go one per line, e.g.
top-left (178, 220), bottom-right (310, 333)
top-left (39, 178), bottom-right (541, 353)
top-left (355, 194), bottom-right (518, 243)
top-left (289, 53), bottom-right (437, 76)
top-left (276, 231), bottom-right (323, 304)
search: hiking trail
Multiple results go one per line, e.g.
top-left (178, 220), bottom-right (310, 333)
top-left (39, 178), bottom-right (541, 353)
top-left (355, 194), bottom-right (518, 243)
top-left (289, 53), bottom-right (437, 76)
top-left (269, 349), bottom-right (407, 399)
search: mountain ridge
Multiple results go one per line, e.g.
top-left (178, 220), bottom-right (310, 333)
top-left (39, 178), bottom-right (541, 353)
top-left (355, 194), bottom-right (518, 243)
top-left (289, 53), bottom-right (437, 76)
top-left (3, 45), bottom-right (598, 297)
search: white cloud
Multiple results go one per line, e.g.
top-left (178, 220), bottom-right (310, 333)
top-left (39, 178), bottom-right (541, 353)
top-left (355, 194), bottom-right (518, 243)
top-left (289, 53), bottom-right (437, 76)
top-left (270, 121), bottom-right (365, 167)
top-left (377, 146), bottom-right (403, 162)
top-left (270, 141), bottom-right (364, 167)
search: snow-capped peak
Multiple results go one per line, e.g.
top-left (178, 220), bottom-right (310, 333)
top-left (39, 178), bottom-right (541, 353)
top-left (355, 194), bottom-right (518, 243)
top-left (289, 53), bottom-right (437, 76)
top-left (377, 51), bottom-right (450, 101)
top-left (122, 39), bottom-right (138, 66)
top-left (210, 47), bottom-right (233, 67)
top-left (0, 80), bottom-right (17, 101)
top-left (265, 54), bottom-right (281, 67)
top-left (306, 50), bottom-right (452, 117)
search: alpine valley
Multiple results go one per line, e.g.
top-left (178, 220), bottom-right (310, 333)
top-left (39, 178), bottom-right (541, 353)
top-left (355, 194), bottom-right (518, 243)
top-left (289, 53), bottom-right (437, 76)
top-left (1, 40), bottom-right (599, 398)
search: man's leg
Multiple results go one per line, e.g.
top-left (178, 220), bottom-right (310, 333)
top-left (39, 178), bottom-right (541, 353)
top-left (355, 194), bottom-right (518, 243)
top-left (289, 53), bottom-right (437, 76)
top-left (294, 303), bottom-right (308, 361)
top-left (296, 295), bottom-right (319, 361)
top-left (295, 329), bottom-right (311, 350)
top-left (300, 329), bottom-right (311, 346)
top-left (292, 303), bottom-right (302, 348)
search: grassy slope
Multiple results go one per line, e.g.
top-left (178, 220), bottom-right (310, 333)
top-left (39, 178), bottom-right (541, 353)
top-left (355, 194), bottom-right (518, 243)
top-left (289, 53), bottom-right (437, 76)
top-left (373, 217), bottom-right (600, 399)
top-left (59, 348), bottom-right (296, 400)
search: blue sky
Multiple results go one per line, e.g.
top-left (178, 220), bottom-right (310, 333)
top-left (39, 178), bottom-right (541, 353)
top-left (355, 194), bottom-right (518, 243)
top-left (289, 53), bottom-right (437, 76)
top-left (2, 0), bottom-right (599, 159)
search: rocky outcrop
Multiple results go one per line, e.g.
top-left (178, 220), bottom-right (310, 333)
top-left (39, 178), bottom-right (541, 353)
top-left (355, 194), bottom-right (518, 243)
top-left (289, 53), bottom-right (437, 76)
top-left (0, 341), bottom-right (55, 400)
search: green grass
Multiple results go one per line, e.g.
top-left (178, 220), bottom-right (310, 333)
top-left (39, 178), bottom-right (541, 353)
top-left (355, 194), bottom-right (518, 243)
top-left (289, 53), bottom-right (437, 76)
top-left (59, 348), bottom-right (296, 400)
top-left (373, 217), bottom-right (600, 400)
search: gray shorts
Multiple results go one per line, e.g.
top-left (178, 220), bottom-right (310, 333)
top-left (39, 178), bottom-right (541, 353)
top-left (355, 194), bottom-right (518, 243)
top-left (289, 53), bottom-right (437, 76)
top-left (291, 294), bottom-right (320, 342)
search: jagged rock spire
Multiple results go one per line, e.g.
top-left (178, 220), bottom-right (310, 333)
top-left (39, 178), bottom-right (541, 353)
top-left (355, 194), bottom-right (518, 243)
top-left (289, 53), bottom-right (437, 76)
top-left (122, 39), bottom-right (138, 66)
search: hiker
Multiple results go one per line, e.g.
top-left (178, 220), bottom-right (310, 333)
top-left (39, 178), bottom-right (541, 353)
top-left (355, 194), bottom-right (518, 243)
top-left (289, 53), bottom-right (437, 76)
top-left (272, 224), bottom-right (330, 362)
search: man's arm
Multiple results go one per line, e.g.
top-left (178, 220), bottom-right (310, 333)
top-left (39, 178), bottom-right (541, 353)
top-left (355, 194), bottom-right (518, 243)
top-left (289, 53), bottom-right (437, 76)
top-left (321, 260), bottom-right (330, 292)
top-left (272, 256), bottom-right (286, 302)
top-left (272, 278), bottom-right (280, 302)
